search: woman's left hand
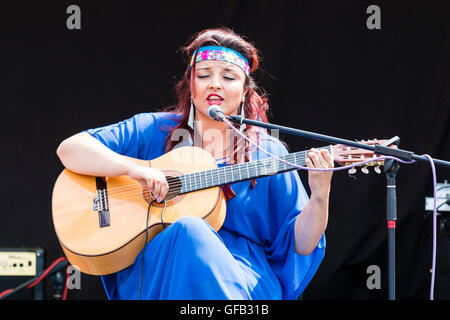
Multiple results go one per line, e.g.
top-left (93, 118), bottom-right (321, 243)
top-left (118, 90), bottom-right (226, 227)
top-left (305, 148), bottom-right (334, 202)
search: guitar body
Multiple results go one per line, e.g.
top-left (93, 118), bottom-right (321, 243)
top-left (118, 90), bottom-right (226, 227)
top-left (52, 147), bottom-right (227, 275)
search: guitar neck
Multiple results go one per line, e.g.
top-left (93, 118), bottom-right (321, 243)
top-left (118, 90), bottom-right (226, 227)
top-left (179, 145), bottom-right (332, 194)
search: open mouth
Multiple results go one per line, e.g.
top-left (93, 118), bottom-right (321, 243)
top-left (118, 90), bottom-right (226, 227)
top-left (207, 94), bottom-right (224, 105)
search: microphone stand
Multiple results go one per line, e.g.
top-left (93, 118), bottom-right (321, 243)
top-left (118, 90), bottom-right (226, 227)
top-left (226, 114), bottom-right (450, 300)
top-left (384, 158), bottom-right (400, 300)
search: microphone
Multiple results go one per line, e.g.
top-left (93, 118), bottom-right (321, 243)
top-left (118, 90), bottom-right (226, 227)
top-left (207, 105), bottom-right (226, 121)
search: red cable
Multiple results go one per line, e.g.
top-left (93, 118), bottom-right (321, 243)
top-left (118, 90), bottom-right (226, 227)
top-left (0, 289), bottom-right (13, 299)
top-left (26, 257), bottom-right (67, 289)
top-left (62, 265), bottom-right (70, 300)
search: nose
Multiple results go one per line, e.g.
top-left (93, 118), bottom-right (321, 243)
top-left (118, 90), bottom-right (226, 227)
top-left (208, 74), bottom-right (222, 90)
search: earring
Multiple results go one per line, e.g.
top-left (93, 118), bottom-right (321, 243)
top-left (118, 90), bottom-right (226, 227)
top-left (239, 102), bottom-right (246, 133)
top-left (188, 99), bottom-right (195, 129)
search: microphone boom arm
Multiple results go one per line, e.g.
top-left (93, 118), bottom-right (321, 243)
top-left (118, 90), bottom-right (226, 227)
top-left (226, 115), bottom-right (450, 168)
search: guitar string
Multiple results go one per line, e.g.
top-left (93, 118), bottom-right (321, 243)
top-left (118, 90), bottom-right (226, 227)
top-left (57, 161), bottom-right (389, 210)
top-left (101, 153), bottom-right (303, 195)
top-left (89, 151), bottom-right (311, 198)
top-left (104, 144), bottom-right (373, 198)
top-left (55, 152), bottom-right (310, 206)
top-left (101, 149), bottom-right (329, 196)
top-left (58, 147), bottom-right (382, 205)
top-left (59, 148), bottom-right (380, 206)
top-left (104, 142), bottom-right (350, 196)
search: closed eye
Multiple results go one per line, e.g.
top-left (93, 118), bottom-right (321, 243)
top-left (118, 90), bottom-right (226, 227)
top-left (197, 75), bottom-right (235, 81)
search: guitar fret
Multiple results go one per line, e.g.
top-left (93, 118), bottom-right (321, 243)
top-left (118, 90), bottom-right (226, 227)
top-left (266, 158), bottom-right (274, 175)
top-left (246, 162), bottom-right (249, 179)
top-left (179, 146), bottom-right (334, 194)
top-left (207, 169), bottom-right (212, 188)
top-left (255, 161), bottom-right (259, 177)
top-left (218, 167), bottom-right (224, 185)
top-left (179, 176), bottom-right (184, 193)
top-left (216, 167), bottom-right (220, 186)
top-left (222, 166), bottom-right (226, 184)
top-left (219, 167), bottom-right (224, 185)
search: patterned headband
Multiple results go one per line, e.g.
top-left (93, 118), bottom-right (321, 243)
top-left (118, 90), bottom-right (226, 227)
top-left (189, 46), bottom-right (250, 76)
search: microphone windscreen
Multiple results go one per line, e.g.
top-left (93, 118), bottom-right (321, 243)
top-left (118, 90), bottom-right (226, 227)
top-left (207, 105), bottom-right (225, 121)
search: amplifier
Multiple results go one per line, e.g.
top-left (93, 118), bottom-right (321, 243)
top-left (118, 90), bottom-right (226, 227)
top-left (0, 248), bottom-right (45, 300)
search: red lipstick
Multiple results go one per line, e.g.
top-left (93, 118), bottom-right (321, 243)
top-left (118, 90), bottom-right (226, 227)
top-left (207, 94), bottom-right (224, 105)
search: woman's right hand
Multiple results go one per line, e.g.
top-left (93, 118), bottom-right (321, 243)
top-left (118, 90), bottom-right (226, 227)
top-left (127, 166), bottom-right (169, 203)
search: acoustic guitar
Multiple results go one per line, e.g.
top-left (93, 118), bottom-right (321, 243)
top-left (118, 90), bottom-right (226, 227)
top-left (52, 140), bottom-right (387, 275)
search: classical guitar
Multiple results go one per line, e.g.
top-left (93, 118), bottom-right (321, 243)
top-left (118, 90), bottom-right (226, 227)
top-left (52, 140), bottom-right (388, 275)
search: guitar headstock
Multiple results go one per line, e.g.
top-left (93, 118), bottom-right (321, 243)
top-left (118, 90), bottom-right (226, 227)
top-left (332, 139), bottom-right (392, 174)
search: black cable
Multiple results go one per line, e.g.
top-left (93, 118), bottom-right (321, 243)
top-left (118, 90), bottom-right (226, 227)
top-left (137, 200), bottom-right (152, 300)
top-left (160, 200), bottom-right (167, 229)
top-left (137, 199), bottom-right (167, 300)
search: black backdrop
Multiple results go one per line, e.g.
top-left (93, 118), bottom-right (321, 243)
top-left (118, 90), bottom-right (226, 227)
top-left (1, 0), bottom-right (449, 300)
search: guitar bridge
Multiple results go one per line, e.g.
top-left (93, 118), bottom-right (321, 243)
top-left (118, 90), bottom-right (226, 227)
top-left (93, 177), bottom-right (111, 228)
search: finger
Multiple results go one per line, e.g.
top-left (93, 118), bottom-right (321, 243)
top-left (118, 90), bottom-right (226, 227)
top-left (305, 157), bottom-right (314, 168)
top-left (317, 149), bottom-right (332, 168)
top-left (151, 178), bottom-right (161, 201)
top-left (155, 172), bottom-right (168, 200)
top-left (156, 172), bottom-right (168, 201)
top-left (321, 149), bottom-right (334, 168)
top-left (146, 178), bottom-right (153, 192)
top-left (308, 149), bottom-right (322, 168)
top-left (314, 150), bottom-right (329, 168)
top-left (160, 180), bottom-right (169, 200)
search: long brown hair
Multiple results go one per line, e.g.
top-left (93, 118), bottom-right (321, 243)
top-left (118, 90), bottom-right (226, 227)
top-left (163, 27), bottom-right (270, 164)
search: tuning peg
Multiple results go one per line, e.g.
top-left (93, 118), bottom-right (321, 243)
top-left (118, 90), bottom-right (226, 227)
top-left (361, 166), bottom-right (369, 174)
top-left (374, 165), bottom-right (382, 174)
top-left (348, 167), bottom-right (357, 175)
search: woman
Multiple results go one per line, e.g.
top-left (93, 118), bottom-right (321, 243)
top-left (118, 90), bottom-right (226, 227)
top-left (56, 27), bottom-right (333, 300)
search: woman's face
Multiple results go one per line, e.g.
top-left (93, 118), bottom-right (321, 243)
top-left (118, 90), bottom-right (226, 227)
top-left (191, 59), bottom-right (247, 123)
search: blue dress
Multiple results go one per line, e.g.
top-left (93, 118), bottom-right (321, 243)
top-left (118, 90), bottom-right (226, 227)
top-left (85, 112), bottom-right (325, 300)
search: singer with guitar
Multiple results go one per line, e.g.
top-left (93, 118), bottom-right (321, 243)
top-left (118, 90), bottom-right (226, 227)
top-left (55, 28), bottom-right (333, 300)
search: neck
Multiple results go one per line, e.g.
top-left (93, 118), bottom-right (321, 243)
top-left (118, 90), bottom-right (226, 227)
top-left (192, 114), bottom-right (235, 159)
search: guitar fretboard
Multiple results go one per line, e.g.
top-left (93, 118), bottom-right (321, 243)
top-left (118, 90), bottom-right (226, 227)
top-left (178, 145), bottom-right (332, 194)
